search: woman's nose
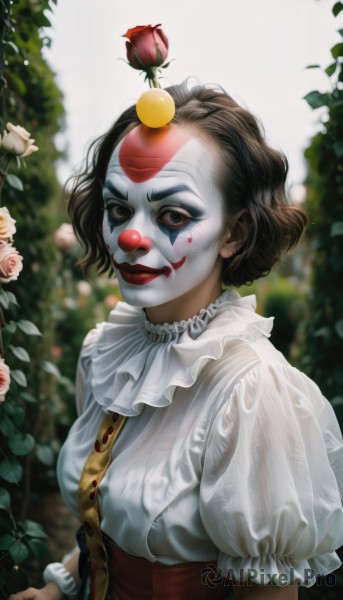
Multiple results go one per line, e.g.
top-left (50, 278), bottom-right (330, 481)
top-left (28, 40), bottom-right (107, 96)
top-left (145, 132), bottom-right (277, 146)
top-left (118, 229), bottom-right (151, 252)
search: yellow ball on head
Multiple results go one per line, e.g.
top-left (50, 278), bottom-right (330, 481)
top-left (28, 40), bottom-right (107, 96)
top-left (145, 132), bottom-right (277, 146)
top-left (136, 88), bottom-right (175, 128)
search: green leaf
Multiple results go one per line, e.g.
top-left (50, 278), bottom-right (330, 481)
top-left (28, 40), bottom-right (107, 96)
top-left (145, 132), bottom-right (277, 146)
top-left (5, 41), bottom-right (19, 55)
top-left (21, 519), bottom-right (47, 539)
top-left (8, 433), bottom-right (35, 456)
top-left (2, 402), bottom-right (15, 416)
top-left (339, 28), bottom-right (343, 37)
top-left (19, 391), bottom-right (37, 404)
top-left (9, 345), bottom-right (30, 363)
top-left (0, 456), bottom-right (23, 484)
top-left (17, 320), bottom-right (42, 336)
top-left (0, 414), bottom-right (15, 437)
top-left (0, 487), bottom-right (11, 510)
top-left (24, 537), bottom-right (47, 560)
top-left (325, 63), bottom-right (337, 76)
top-left (331, 221), bottom-right (343, 236)
top-left (333, 1), bottom-right (343, 16)
top-left (5, 291), bottom-right (19, 306)
top-left (12, 406), bottom-right (25, 427)
top-left (303, 91), bottom-right (329, 109)
top-left (10, 370), bottom-right (27, 387)
top-left (1, 327), bottom-right (16, 352)
top-left (9, 539), bottom-right (29, 563)
top-left (306, 64), bottom-right (321, 69)
top-left (0, 534), bottom-right (16, 550)
top-left (313, 326), bottom-right (331, 339)
top-left (335, 320), bottom-right (343, 340)
top-left (0, 291), bottom-right (9, 309)
top-left (6, 174), bottom-right (24, 192)
top-left (35, 12), bottom-right (52, 27)
top-left (4, 321), bottom-right (17, 335)
top-left (331, 42), bottom-right (343, 58)
top-left (35, 444), bottom-right (55, 466)
top-left (42, 361), bottom-right (61, 378)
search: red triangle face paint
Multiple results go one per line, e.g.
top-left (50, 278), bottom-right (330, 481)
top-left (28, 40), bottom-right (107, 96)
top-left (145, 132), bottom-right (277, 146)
top-left (118, 125), bottom-right (191, 183)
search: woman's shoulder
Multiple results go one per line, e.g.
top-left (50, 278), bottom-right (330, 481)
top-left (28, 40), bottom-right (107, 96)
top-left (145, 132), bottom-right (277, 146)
top-left (80, 300), bottom-right (142, 352)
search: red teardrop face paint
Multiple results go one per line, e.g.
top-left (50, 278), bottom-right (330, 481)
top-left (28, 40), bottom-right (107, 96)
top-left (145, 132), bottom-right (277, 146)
top-left (102, 124), bottom-right (226, 309)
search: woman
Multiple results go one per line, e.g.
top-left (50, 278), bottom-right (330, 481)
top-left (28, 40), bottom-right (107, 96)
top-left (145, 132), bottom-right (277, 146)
top-left (11, 82), bottom-right (343, 600)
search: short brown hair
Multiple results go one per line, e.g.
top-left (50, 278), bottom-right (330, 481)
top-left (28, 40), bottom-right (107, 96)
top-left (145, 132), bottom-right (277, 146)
top-left (68, 81), bottom-right (307, 286)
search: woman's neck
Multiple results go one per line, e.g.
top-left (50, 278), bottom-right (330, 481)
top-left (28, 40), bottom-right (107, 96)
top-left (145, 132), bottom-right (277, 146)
top-left (145, 276), bottom-right (223, 325)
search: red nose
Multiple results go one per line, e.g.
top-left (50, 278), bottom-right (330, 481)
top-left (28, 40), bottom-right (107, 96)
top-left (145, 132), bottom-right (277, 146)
top-left (118, 229), bottom-right (151, 252)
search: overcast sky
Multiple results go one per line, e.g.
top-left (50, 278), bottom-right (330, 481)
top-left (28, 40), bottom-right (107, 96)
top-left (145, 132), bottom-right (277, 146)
top-left (45, 0), bottom-right (340, 191)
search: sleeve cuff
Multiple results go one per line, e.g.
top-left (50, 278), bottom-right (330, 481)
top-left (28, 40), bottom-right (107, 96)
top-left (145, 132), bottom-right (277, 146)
top-left (43, 562), bottom-right (79, 598)
top-left (217, 551), bottom-right (342, 588)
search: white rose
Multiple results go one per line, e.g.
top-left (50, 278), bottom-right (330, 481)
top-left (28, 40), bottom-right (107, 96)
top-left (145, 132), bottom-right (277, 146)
top-left (77, 281), bottom-right (92, 297)
top-left (0, 359), bottom-right (11, 402)
top-left (0, 243), bottom-right (23, 283)
top-left (1, 122), bottom-right (39, 158)
top-left (54, 223), bottom-right (77, 252)
top-left (0, 206), bottom-right (16, 243)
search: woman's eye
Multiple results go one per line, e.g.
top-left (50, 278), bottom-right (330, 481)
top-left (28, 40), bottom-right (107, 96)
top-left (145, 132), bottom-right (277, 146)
top-left (105, 203), bottom-right (132, 224)
top-left (158, 209), bottom-right (191, 230)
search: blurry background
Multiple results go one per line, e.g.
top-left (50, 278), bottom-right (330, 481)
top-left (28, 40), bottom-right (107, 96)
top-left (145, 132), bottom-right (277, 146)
top-left (46, 0), bottom-right (338, 191)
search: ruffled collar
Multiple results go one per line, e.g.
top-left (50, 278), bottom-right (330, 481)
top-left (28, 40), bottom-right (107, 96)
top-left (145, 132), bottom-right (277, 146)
top-left (142, 292), bottom-right (229, 341)
top-left (90, 290), bottom-right (273, 417)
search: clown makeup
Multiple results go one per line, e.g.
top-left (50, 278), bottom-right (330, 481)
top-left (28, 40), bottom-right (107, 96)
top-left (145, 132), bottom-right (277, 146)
top-left (102, 125), bottom-right (229, 319)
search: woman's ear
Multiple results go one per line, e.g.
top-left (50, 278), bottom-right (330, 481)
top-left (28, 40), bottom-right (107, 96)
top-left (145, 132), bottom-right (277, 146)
top-left (219, 209), bottom-right (251, 259)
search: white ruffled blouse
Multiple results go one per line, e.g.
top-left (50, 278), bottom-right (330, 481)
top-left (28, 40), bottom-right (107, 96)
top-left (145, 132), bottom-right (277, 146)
top-left (57, 290), bottom-right (343, 586)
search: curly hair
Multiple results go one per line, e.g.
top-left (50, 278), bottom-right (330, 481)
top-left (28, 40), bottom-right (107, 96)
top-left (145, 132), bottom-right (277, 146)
top-left (68, 80), bottom-right (307, 287)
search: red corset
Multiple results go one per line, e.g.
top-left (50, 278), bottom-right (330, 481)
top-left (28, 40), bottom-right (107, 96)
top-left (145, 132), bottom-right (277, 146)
top-left (101, 541), bottom-right (232, 600)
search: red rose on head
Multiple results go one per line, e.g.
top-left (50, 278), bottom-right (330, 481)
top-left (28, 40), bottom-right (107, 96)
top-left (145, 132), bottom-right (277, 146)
top-left (123, 24), bottom-right (169, 70)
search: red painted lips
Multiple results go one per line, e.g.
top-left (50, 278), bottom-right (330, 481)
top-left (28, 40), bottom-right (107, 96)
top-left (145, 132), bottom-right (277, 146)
top-left (113, 257), bottom-right (186, 285)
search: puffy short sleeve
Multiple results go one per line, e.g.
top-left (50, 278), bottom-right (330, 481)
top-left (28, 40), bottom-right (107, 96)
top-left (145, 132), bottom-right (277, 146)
top-left (199, 363), bottom-right (343, 587)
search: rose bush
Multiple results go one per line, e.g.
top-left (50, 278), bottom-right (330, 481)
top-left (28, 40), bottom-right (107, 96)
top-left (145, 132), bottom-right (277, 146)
top-left (1, 122), bottom-right (39, 158)
top-left (0, 242), bottom-right (23, 283)
top-left (0, 206), bottom-right (16, 243)
top-left (124, 24), bottom-right (169, 70)
top-left (0, 358), bottom-right (10, 401)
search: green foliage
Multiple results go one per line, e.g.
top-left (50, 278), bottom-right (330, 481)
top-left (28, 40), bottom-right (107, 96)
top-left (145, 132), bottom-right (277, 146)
top-left (51, 251), bottom-right (121, 436)
top-left (299, 6), bottom-right (343, 428)
top-left (263, 279), bottom-right (306, 359)
top-left (0, 501), bottom-right (48, 597)
top-left (240, 274), bottom-right (307, 361)
top-left (0, 0), bottom-right (66, 596)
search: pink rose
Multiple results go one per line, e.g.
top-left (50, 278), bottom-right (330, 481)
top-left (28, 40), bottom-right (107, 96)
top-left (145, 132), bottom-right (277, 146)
top-left (54, 223), bottom-right (77, 252)
top-left (123, 24), bottom-right (169, 71)
top-left (0, 207), bottom-right (16, 243)
top-left (0, 243), bottom-right (23, 283)
top-left (0, 360), bottom-right (11, 402)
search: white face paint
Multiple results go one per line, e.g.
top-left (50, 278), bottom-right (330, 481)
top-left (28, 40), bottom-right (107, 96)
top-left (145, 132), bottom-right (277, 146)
top-left (102, 130), bottom-right (226, 310)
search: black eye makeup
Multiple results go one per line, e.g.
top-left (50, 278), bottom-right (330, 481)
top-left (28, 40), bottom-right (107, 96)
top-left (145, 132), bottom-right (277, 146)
top-left (102, 178), bottom-right (206, 236)
top-left (157, 207), bottom-right (192, 230)
top-left (104, 201), bottom-right (133, 230)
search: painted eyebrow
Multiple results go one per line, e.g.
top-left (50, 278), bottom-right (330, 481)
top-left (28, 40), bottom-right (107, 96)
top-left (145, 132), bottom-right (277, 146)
top-left (148, 184), bottom-right (196, 202)
top-left (103, 181), bottom-right (128, 201)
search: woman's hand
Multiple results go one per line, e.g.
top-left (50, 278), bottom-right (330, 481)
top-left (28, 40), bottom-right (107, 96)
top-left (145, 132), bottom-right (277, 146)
top-left (8, 581), bottom-right (63, 600)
